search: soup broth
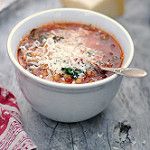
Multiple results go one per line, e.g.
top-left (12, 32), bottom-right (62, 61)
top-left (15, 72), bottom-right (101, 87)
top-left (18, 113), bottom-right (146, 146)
top-left (17, 22), bottom-right (124, 84)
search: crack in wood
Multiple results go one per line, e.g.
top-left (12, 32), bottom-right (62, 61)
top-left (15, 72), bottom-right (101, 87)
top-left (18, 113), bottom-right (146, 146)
top-left (78, 122), bottom-right (89, 150)
top-left (48, 122), bottom-right (59, 147)
top-left (40, 117), bottom-right (58, 130)
top-left (40, 117), bottom-right (59, 148)
top-left (41, 118), bottom-right (51, 127)
top-left (106, 122), bottom-right (112, 150)
top-left (69, 124), bottom-right (75, 150)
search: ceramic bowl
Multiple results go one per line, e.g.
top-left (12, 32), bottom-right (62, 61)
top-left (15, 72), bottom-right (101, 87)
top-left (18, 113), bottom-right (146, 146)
top-left (7, 8), bottom-right (134, 122)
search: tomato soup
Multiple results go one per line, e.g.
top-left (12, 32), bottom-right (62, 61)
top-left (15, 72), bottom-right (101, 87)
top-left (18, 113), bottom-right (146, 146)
top-left (17, 22), bottom-right (124, 84)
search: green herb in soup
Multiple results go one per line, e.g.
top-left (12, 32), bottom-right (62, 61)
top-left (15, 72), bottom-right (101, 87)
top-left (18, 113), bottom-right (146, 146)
top-left (17, 22), bottom-right (124, 84)
top-left (61, 67), bottom-right (84, 79)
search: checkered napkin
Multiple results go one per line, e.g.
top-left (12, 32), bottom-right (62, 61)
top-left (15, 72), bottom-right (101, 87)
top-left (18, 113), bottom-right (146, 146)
top-left (0, 87), bottom-right (37, 150)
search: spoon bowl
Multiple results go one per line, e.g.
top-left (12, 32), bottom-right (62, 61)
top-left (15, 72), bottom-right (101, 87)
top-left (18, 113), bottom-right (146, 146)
top-left (101, 67), bottom-right (147, 78)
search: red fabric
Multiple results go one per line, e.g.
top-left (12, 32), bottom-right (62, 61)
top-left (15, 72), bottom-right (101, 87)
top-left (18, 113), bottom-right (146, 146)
top-left (0, 88), bottom-right (36, 150)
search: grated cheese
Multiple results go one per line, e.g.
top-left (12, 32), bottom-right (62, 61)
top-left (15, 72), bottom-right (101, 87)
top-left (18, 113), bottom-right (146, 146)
top-left (20, 28), bottom-right (104, 77)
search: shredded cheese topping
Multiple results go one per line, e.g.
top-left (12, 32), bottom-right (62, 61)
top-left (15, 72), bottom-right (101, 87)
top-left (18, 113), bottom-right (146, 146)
top-left (20, 28), bottom-right (104, 77)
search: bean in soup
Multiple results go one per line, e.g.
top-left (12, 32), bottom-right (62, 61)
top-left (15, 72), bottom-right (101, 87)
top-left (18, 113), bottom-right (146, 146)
top-left (17, 22), bottom-right (124, 84)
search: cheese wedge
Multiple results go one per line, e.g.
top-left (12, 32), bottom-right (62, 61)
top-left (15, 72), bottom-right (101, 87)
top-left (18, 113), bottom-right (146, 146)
top-left (60, 0), bottom-right (124, 17)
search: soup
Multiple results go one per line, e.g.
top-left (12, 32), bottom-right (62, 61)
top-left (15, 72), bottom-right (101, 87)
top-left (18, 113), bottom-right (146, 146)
top-left (17, 22), bottom-right (124, 84)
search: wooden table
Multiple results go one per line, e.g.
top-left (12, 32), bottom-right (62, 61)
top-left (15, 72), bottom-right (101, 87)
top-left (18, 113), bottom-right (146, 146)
top-left (0, 0), bottom-right (150, 149)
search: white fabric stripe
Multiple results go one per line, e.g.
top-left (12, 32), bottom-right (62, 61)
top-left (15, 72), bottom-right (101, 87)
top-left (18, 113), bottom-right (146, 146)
top-left (0, 115), bottom-right (36, 150)
top-left (7, 131), bottom-right (28, 149)
top-left (0, 117), bottom-right (18, 141)
top-left (0, 121), bottom-right (23, 149)
top-left (0, 103), bottom-right (20, 115)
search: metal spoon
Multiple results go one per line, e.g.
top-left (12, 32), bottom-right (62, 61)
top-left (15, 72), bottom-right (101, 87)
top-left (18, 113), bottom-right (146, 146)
top-left (101, 67), bottom-right (147, 77)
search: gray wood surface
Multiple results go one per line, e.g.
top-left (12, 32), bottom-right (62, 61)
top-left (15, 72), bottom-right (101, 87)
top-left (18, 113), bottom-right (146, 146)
top-left (0, 0), bottom-right (150, 149)
top-left (0, 0), bottom-right (18, 12)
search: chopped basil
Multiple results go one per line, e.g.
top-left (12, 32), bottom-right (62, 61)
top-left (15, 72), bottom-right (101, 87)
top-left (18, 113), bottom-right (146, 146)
top-left (113, 56), bottom-right (119, 61)
top-left (26, 53), bottom-right (32, 57)
top-left (28, 63), bottom-right (38, 67)
top-left (61, 67), bottom-right (83, 79)
top-left (62, 68), bottom-right (74, 75)
top-left (87, 51), bottom-right (92, 56)
top-left (53, 36), bottom-right (64, 43)
top-left (30, 28), bottom-right (38, 40)
top-left (39, 35), bottom-right (47, 42)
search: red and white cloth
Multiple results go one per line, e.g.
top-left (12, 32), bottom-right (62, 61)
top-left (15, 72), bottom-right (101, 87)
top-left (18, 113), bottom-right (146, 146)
top-left (0, 87), bottom-right (37, 150)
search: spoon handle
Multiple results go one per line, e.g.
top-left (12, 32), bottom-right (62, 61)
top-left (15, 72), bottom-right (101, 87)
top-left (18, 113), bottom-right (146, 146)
top-left (101, 67), bottom-right (147, 77)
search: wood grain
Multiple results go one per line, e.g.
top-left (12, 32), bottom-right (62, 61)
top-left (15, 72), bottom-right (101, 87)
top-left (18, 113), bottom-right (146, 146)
top-left (0, 0), bottom-right (150, 149)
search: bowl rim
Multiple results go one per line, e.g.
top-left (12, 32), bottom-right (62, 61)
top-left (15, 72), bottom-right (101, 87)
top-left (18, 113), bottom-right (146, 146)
top-left (7, 8), bottom-right (134, 90)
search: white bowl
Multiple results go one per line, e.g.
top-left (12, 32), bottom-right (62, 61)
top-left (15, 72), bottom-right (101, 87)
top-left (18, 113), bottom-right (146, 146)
top-left (7, 8), bottom-right (134, 122)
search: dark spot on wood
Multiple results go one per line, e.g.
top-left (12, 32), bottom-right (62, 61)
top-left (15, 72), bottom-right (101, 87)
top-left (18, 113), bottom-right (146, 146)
top-left (119, 122), bottom-right (131, 135)
top-left (114, 121), bottom-right (132, 149)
